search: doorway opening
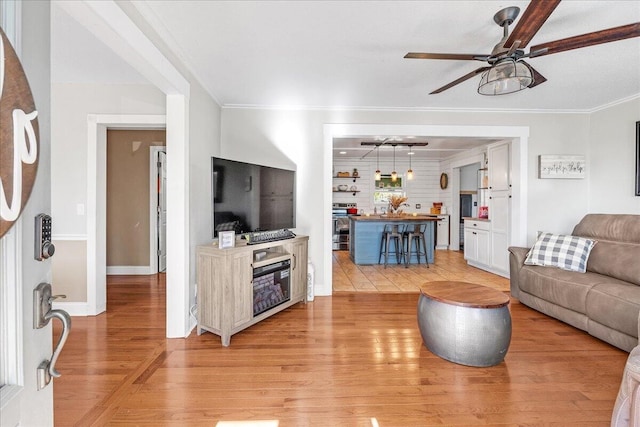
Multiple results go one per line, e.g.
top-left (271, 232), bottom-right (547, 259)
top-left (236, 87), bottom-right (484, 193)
top-left (150, 147), bottom-right (167, 273)
top-left (105, 129), bottom-right (166, 276)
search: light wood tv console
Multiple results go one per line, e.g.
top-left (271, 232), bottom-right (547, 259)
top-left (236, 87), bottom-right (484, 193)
top-left (196, 235), bottom-right (308, 346)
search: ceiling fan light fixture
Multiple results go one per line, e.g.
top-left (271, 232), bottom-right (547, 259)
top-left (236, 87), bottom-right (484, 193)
top-left (478, 59), bottom-right (533, 96)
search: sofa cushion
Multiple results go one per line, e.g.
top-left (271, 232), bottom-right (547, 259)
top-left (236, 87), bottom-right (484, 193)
top-left (524, 232), bottom-right (596, 273)
top-left (572, 214), bottom-right (640, 285)
top-left (586, 281), bottom-right (640, 338)
top-left (519, 265), bottom-right (604, 314)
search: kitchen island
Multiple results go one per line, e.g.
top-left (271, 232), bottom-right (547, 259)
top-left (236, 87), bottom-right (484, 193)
top-left (349, 215), bottom-right (439, 265)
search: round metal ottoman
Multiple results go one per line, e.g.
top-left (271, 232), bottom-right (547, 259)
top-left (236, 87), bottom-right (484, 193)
top-left (418, 281), bottom-right (511, 367)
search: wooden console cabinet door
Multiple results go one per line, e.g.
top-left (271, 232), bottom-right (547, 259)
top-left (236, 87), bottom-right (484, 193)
top-left (230, 251), bottom-right (253, 328)
top-left (285, 239), bottom-right (308, 302)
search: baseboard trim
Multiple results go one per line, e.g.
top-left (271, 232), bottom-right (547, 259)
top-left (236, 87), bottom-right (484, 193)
top-left (53, 302), bottom-right (91, 316)
top-left (107, 266), bottom-right (154, 275)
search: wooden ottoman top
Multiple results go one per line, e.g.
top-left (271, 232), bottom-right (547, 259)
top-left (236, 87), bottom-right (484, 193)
top-left (420, 281), bottom-right (510, 309)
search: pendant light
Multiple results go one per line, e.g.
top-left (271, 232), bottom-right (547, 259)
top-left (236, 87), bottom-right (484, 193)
top-left (407, 145), bottom-right (414, 180)
top-left (375, 145), bottom-right (381, 181)
top-left (391, 145), bottom-right (398, 182)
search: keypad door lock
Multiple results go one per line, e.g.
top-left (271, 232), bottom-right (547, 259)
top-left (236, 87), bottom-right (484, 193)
top-left (35, 213), bottom-right (55, 261)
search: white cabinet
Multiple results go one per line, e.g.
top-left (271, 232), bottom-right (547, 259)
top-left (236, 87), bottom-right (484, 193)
top-left (489, 192), bottom-right (510, 274)
top-left (464, 219), bottom-right (490, 267)
top-left (436, 215), bottom-right (450, 249)
top-left (487, 142), bottom-right (511, 276)
top-left (488, 142), bottom-right (510, 192)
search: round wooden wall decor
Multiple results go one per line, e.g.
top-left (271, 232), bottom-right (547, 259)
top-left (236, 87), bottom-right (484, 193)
top-left (440, 172), bottom-right (448, 190)
top-left (0, 28), bottom-right (40, 238)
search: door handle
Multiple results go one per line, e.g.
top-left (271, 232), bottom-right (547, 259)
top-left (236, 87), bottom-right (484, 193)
top-left (33, 282), bottom-right (72, 390)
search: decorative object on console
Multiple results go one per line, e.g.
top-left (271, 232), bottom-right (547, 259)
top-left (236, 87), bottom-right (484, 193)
top-left (524, 232), bottom-right (596, 273)
top-left (539, 155), bottom-right (585, 179)
top-left (218, 231), bottom-right (235, 249)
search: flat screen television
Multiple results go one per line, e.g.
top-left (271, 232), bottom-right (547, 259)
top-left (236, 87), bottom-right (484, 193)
top-left (212, 157), bottom-right (296, 237)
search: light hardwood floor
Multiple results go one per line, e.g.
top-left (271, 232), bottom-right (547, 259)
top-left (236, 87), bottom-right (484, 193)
top-left (53, 271), bottom-right (627, 426)
top-left (333, 249), bottom-right (510, 293)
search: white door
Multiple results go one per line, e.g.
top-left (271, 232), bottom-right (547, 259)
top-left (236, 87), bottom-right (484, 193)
top-left (1, 3), bottom-right (55, 425)
top-left (157, 151), bottom-right (167, 272)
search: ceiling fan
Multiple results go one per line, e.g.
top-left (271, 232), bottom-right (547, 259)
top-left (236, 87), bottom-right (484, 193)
top-left (404, 0), bottom-right (640, 95)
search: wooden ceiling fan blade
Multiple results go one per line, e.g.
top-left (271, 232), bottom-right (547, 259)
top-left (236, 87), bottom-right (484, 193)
top-left (520, 61), bottom-right (547, 88)
top-left (405, 52), bottom-right (490, 61)
top-left (529, 22), bottom-right (640, 57)
top-left (505, 0), bottom-right (561, 49)
top-left (430, 67), bottom-right (491, 94)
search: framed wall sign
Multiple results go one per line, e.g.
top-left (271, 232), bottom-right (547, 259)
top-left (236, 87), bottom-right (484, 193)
top-left (539, 155), bottom-right (585, 179)
top-left (0, 28), bottom-right (40, 238)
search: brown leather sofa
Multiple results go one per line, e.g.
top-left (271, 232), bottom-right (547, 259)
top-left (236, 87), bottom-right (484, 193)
top-left (509, 214), bottom-right (640, 352)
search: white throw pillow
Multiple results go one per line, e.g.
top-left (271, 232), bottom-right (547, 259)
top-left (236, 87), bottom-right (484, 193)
top-left (524, 232), bottom-right (597, 273)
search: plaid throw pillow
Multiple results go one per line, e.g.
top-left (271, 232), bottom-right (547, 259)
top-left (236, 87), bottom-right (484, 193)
top-left (524, 232), bottom-right (597, 273)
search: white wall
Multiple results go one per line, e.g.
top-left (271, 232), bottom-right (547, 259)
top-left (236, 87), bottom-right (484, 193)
top-left (186, 82), bottom-right (222, 317)
top-left (51, 83), bottom-right (166, 236)
top-left (220, 107), bottom-right (595, 294)
top-left (588, 97), bottom-right (640, 214)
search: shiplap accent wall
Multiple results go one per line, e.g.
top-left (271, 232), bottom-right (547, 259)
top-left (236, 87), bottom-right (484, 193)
top-left (333, 158), bottom-right (448, 214)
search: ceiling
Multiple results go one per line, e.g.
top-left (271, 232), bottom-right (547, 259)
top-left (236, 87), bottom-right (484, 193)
top-left (51, 1), bottom-right (640, 158)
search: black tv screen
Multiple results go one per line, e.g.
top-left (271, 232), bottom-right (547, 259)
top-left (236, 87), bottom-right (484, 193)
top-left (212, 157), bottom-right (296, 237)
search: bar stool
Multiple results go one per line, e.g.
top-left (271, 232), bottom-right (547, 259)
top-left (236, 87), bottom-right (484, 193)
top-left (404, 223), bottom-right (429, 268)
top-left (378, 224), bottom-right (405, 268)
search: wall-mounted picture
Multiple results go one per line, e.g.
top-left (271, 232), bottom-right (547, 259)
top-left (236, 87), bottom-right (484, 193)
top-left (636, 121), bottom-right (640, 196)
top-left (539, 155), bottom-right (586, 179)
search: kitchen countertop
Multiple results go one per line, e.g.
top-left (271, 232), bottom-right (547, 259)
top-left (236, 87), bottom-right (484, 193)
top-left (351, 214), bottom-right (441, 221)
top-left (463, 217), bottom-right (491, 222)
